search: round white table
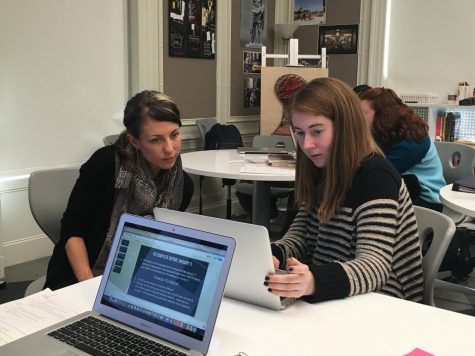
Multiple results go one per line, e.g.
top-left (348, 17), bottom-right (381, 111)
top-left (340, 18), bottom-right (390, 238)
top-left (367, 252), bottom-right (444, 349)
top-left (439, 184), bottom-right (475, 218)
top-left (181, 149), bottom-right (295, 227)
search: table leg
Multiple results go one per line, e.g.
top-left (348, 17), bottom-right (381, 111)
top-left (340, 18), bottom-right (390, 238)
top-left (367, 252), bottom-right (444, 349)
top-left (252, 181), bottom-right (271, 228)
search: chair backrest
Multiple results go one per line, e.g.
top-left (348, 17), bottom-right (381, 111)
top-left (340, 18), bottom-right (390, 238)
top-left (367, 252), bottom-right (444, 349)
top-left (196, 118), bottom-right (218, 149)
top-left (252, 135), bottom-right (295, 150)
top-left (434, 141), bottom-right (475, 184)
top-left (103, 134), bottom-right (120, 146)
top-left (413, 205), bottom-right (456, 306)
top-left (28, 167), bottom-right (80, 245)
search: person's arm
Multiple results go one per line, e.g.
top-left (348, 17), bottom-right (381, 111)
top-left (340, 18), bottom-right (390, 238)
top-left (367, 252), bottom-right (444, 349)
top-left (385, 138), bottom-right (429, 173)
top-left (268, 164), bottom-right (401, 302)
top-left (65, 237), bottom-right (94, 282)
top-left (60, 147), bottom-right (116, 278)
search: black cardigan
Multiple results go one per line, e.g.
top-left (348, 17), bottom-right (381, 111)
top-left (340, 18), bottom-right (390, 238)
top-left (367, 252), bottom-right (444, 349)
top-left (44, 145), bottom-right (194, 290)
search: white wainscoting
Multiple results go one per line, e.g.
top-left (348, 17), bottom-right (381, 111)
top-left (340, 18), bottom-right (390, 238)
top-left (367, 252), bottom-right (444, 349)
top-left (0, 116), bottom-right (260, 269)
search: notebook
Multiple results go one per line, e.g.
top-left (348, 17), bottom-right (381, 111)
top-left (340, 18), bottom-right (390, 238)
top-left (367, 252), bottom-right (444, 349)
top-left (153, 208), bottom-right (296, 310)
top-left (0, 213), bottom-right (235, 356)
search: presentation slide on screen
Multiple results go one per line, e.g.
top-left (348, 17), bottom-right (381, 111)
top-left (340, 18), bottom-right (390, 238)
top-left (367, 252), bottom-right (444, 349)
top-left (129, 246), bottom-right (209, 316)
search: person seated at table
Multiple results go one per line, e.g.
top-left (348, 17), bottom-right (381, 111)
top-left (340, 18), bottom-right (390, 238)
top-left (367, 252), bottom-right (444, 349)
top-left (44, 90), bottom-right (194, 290)
top-left (265, 78), bottom-right (424, 303)
top-left (353, 84), bottom-right (372, 98)
top-left (360, 87), bottom-right (446, 211)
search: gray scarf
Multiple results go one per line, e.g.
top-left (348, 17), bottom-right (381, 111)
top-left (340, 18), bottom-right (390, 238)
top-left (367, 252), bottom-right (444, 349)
top-left (92, 144), bottom-right (184, 276)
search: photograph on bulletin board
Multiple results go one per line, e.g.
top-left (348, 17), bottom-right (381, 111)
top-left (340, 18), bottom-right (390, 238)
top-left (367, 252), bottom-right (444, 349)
top-left (244, 78), bottom-right (261, 108)
top-left (293, 0), bottom-right (326, 25)
top-left (168, 0), bottom-right (216, 58)
top-left (318, 25), bottom-right (358, 54)
top-left (243, 51), bottom-right (262, 74)
top-left (240, 0), bottom-right (267, 48)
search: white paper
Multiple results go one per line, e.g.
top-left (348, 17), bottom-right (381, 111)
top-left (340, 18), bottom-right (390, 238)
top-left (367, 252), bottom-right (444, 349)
top-left (0, 289), bottom-right (89, 346)
top-left (240, 163), bottom-right (294, 175)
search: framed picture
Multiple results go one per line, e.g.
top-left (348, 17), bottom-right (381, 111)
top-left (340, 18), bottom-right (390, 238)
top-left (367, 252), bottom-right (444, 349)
top-left (318, 25), bottom-right (358, 54)
top-left (243, 51), bottom-right (262, 74)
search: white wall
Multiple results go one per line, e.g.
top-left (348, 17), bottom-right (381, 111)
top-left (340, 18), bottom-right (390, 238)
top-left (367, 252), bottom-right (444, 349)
top-left (0, 0), bottom-right (128, 268)
top-left (384, 0), bottom-right (475, 101)
top-left (0, 0), bottom-right (127, 174)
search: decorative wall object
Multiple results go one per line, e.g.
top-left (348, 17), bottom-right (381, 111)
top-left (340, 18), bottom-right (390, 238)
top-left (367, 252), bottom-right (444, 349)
top-left (293, 0), bottom-right (326, 25)
top-left (243, 51), bottom-right (262, 74)
top-left (318, 24), bottom-right (358, 55)
top-left (244, 78), bottom-right (261, 107)
top-left (169, 0), bottom-right (216, 58)
top-left (261, 67), bottom-right (328, 135)
top-left (240, 0), bottom-right (267, 48)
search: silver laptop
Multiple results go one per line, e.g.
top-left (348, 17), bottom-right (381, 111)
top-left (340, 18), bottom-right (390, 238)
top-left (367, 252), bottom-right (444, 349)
top-left (153, 208), bottom-right (296, 310)
top-left (0, 213), bottom-right (235, 356)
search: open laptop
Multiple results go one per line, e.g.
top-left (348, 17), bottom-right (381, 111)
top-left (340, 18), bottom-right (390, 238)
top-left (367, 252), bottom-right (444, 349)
top-left (237, 135), bottom-right (297, 154)
top-left (153, 208), bottom-right (296, 310)
top-left (0, 213), bottom-right (235, 356)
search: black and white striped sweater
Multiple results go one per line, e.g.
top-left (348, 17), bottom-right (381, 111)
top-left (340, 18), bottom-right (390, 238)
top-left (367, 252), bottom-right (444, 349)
top-left (272, 154), bottom-right (424, 303)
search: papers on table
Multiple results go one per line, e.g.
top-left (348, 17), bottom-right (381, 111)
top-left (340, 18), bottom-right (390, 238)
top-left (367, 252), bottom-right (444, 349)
top-left (0, 288), bottom-right (90, 346)
top-left (240, 163), bottom-right (294, 175)
top-left (238, 153), bottom-right (295, 175)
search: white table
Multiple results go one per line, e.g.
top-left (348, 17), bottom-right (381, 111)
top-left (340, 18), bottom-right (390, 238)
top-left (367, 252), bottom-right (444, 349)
top-left (6, 277), bottom-right (475, 356)
top-left (181, 150), bottom-right (295, 227)
top-left (440, 184), bottom-right (475, 218)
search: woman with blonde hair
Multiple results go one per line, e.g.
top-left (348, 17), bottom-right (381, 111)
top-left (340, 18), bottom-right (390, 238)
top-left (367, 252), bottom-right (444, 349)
top-left (265, 78), bottom-right (423, 303)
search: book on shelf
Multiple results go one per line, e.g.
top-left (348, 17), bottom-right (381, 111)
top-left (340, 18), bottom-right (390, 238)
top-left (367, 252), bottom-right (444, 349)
top-left (452, 174), bottom-right (475, 193)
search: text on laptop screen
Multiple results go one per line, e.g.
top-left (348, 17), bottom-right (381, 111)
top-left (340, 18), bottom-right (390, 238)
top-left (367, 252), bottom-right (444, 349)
top-left (101, 222), bottom-right (228, 341)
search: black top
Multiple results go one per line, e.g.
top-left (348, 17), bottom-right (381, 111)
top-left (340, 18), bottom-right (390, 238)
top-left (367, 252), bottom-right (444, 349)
top-left (45, 145), bottom-right (194, 290)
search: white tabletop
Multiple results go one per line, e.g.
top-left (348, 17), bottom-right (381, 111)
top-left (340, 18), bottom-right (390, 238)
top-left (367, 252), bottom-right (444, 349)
top-left (22, 277), bottom-right (475, 356)
top-left (181, 149), bottom-right (295, 182)
top-left (440, 184), bottom-right (475, 218)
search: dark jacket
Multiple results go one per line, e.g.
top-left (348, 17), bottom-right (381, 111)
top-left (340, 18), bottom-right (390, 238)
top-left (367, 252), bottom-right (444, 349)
top-left (44, 145), bottom-right (193, 290)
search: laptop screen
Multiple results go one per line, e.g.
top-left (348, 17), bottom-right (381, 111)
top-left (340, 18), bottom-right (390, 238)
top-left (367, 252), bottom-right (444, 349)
top-left (94, 214), bottom-right (235, 353)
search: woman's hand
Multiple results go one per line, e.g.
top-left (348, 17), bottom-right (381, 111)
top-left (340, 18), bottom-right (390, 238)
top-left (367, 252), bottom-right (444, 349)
top-left (264, 257), bottom-right (316, 298)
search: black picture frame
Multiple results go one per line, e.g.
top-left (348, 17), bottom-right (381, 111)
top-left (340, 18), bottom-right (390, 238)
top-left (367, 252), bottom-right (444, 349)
top-left (318, 24), bottom-right (358, 54)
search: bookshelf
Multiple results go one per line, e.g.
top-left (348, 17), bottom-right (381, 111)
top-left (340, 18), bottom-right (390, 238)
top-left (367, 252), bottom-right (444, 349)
top-left (409, 104), bottom-right (475, 143)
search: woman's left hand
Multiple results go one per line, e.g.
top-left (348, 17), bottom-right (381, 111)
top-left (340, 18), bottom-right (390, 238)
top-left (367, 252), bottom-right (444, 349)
top-left (264, 257), bottom-right (316, 298)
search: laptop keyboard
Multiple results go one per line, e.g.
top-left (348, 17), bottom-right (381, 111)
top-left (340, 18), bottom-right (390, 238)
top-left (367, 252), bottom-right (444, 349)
top-left (47, 315), bottom-right (187, 356)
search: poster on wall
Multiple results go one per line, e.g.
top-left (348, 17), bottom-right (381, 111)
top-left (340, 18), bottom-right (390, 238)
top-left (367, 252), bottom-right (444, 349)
top-left (244, 78), bottom-right (261, 107)
top-left (240, 0), bottom-right (267, 48)
top-left (243, 51), bottom-right (262, 74)
top-left (318, 25), bottom-right (358, 54)
top-left (293, 0), bottom-right (326, 25)
top-left (169, 0), bottom-right (216, 58)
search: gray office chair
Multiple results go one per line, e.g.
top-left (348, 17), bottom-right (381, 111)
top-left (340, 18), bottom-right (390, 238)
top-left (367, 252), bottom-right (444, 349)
top-left (24, 167), bottom-right (80, 296)
top-left (196, 118), bottom-right (238, 217)
top-left (434, 141), bottom-right (475, 185)
top-left (434, 141), bottom-right (475, 299)
top-left (196, 118), bottom-right (218, 150)
top-left (235, 135), bottom-right (295, 225)
top-left (414, 206), bottom-right (456, 306)
top-left (103, 134), bottom-right (120, 146)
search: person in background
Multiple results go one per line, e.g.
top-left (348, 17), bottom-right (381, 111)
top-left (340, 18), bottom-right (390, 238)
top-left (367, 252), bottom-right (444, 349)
top-left (45, 90), bottom-right (194, 290)
top-left (264, 78), bottom-right (423, 303)
top-left (353, 84), bottom-right (372, 98)
top-left (360, 87), bottom-right (446, 211)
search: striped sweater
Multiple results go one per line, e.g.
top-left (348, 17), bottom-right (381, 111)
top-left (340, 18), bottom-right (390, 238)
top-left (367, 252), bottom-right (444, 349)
top-left (271, 154), bottom-right (424, 303)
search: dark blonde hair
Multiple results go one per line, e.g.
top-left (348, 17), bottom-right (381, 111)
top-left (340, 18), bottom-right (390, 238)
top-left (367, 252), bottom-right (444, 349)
top-left (289, 77), bottom-right (382, 223)
top-left (361, 87), bottom-right (428, 150)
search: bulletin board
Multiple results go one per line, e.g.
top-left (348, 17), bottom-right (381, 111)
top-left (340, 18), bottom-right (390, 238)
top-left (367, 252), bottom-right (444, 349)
top-left (260, 67), bottom-right (328, 135)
